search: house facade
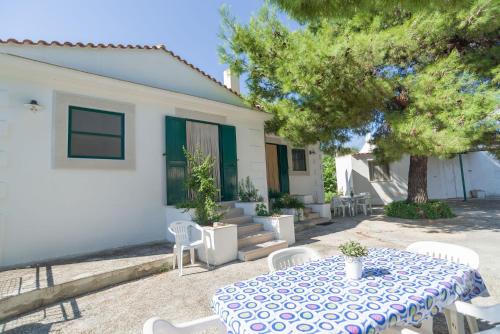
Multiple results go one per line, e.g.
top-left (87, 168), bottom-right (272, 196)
top-left (336, 139), bottom-right (500, 205)
top-left (0, 39), bottom-right (324, 268)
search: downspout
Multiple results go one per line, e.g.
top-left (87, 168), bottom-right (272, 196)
top-left (458, 153), bottom-right (467, 201)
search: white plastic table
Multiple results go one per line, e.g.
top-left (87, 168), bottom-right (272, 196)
top-left (212, 248), bottom-right (487, 334)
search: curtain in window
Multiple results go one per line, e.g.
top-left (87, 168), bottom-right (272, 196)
top-left (186, 121), bottom-right (221, 199)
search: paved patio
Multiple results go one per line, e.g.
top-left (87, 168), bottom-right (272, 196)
top-left (1, 199), bottom-right (499, 334)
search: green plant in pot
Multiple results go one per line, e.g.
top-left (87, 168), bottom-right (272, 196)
top-left (255, 203), bottom-right (282, 217)
top-left (183, 147), bottom-right (223, 226)
top-left (238, 176), bottom-right (264, 202)
top-left (339, 241), bottom-right (368, 280)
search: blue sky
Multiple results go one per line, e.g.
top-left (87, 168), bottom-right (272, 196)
top-left (0, 0), bottom-right (364, 149)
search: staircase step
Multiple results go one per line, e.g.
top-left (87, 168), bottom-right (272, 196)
top-left (303, 207), bottom-right (313, 214)
top-left (295, 218), bottom-right (331, 233)
top-left (305, 212), bottom-right (320, 219)
top-left (237, 223), bottom-right (264, 237)
top-left (238, 231), bottom-right (275, 249)
top-left (221, 215), bottom-right (253, 225)
top-left (238, 240), bottom-right (288, 261)
top-left (219, 201), bottom-right (236, 209)
top-left (223, 207), bottom-right (244, 219)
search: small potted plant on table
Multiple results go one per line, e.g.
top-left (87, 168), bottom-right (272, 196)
top-left (339, 241), bottom-right (368, 280)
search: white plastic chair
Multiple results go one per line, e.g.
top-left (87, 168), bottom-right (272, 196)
top-left (331, 197), bottom-right (347, 217)
top-left (168, 221), bottom-right (209, 276)
top-left (143, 315), bottom-right (226, 334)
top-left (358, 192), bottom-right (373, 215)
top-left (268, 246), bottom-right (320, 272)
top-left (406, 241), bottom-right (481, 333)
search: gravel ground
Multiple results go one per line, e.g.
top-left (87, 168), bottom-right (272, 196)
top-left (1, 199), bottom-right (499, 334)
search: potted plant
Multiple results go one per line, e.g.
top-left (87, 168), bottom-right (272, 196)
top-left (180, 148), bottom-right (237, 265)
top-left (339, 241), bottom-right (368, 280)
top-left (254, 203), bottom-right (295, 245)
top-left (272, 193), bottom-right (305, 222)
top-left (235, 176), bottom-right (264, 216)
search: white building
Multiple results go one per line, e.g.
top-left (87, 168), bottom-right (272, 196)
top-left (336, 138), bottom-right (500, 205)
top-left (0, 39), bottom-right (324, 268)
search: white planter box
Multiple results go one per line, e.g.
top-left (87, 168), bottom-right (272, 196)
top-left (197, 224), bottom-right (238, 266)
top-left (254, 215), bottom-right (295, 246)
top-left (306, 203), bottom-right (332, 219)
top-left (165, 206), bottom-right (195, 242)
top-left (235, 202), bottom-right (265, 216)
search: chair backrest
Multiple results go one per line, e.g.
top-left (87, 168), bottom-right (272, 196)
top-left (168, 221), bottom-right (200, 245)
top-left (359, 192), bottom-right (371, 199)
top-left (143, 315), bottom-right (226, 334)
top-left (268, 247), bottom-right (320, 272)
top-left (406, 241), bottom-right (479, 269)
top-left (331, 197), bottom-right (342, 207)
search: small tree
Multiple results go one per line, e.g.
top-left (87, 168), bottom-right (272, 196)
top-left (184, 148), bottom-right (223, 226)
top-left (322, 155), bottom-right (337, 202)
top-left (238, 176), bottom-right (264, 202)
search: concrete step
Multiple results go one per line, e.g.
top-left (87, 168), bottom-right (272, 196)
top-left (238, 231), bottom-right (275, 249)
top-left (305, 212), bottom-right (320, 220)
top-left (219, 201), bottom-right (236, 209)
top-left (221, 215), bottom-right (253, 225)
top-left (303, 207), bottom-right (313, 214)
top-left (237, 223), bottom-right (264, 237)
top-left (223, 207), bottom-right (244, 219)
top-left (238, 240), bottom-right (288, 261)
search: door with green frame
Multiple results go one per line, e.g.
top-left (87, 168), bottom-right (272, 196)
top-left (164, 116), bottom-right (238, 205)
top-left (265, 143), bottom-right (289, 194)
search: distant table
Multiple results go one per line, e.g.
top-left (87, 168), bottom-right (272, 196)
top-left (340, 195), bottom-right (364, 216)
top-left (212, 248), bottom-right (487, 334)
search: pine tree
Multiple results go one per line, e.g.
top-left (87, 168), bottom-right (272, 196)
top-left (219, 1), bottom-right (499, 203)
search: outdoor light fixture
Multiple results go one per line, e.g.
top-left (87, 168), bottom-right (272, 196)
top-left (309, 150), bottom-right (316, 155)
top-left (24, 100), bottom-right (43, 113)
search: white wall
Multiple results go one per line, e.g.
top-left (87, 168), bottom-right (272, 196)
top-left (0, 44), bottom-right (246, 108)
top-left (265, 136), bottom-right (325, 203)
top-left (0, 53), bottom-right (270, 268)
top-left (338, 152), bottom-right (500, 205)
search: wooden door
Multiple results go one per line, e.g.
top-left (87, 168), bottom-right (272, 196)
top-left (266, 144), bottom-right (280, 192)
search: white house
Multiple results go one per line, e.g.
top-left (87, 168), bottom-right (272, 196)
top-left (336, 138), bottom-right (500, 205)
top-left (0, 39), bottom-right (325, 268)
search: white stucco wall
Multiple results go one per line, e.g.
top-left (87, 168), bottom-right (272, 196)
top-left (265, 136), bottom-right (325, 203)
top-left (336, 152), bottom-right (500, 205)
top-left (0, 53), bottom-right (270, 268)
top-left (0, 44), bottom-right (246, 108)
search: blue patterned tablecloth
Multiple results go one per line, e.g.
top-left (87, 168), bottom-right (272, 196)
top-left (212, 248), bottom-right (487, 334)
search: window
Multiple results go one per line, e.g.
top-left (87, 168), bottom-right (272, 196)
top-left (368, 161), bottom-right (390, 181)
top-left (292, 148), bottom-right (307, 171)
top-left (68, 106), bottom-right (125, 159)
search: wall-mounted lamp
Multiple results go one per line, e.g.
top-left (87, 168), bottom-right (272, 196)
top-left (24, 100), bottom-right (43, 113)
top-left (309, 150), bottom-right (316, 155)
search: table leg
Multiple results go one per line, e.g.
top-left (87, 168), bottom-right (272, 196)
top-left (445, 308), bottom-right (465, 334)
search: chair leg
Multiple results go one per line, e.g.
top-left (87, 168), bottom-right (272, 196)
top-left (466, 315), bottom-right (479, 334)
top-left (445, 308), bottom-right (466, 334)
top-left (172, 245), bottom-right (177, 269)
top-left (190, 248), bottom-right (195, 265)
top-left (179, 247), bottom-right (184, 276)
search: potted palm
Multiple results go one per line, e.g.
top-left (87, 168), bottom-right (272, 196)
top-left (235, 176), bottom-right (264, 216)
top-left (339, 241), bottom-right (368, 280)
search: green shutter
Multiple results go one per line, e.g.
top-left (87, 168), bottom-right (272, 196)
top-left (219, 125), bottom-right (238, 201)
top-left (277, 144), bottom-right (290, 193)
top-left (165, 116), bottom-right (187, 205)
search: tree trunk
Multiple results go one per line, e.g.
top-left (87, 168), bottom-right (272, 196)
top-left (407, 155), bottom-right (428, 203)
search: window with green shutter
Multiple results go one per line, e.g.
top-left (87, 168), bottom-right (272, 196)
top-left (165, 116), bottom-right (187, 205)
top-left (219, 125), bottom-right (238, 201)
top-left (277, 144), bottom-right (290, 193)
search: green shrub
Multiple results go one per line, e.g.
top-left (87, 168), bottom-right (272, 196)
top-left (255, 203), bottom-right (281, 217)
top-left (273, 194), bottom-right (305, 210)
top-left (385, 200), bottom-right (454, 219)
top-left (339, 241), bottom-right (368, 258)
top-left (238, 176), bottom-right (263, 202)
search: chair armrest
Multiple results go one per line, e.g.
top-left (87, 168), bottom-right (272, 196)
top-left (453, 301), bottom-right (500, 324)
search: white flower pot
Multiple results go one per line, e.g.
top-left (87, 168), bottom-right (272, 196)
top-left (345, 256), bottom-right (363, 280)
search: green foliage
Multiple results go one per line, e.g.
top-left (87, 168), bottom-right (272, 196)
top-left (273, 193), bottom-right (305, 210)
top-left (183, 148), bottom-right (224, 226)
top-left (339, 241), bottom-right (369, 258)
top-left (256, 203), bottom-right (282, 217)
top-left (268, 189), bottom-right (283, 199)
top-left (219, 0), bottom-right (500, 177)
top-left (238, 176), bottom-right (264, 202)
top-left (322, 154), bottom-right (337, 202)
top-left (385, 200), bottom-right (455, 219)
